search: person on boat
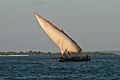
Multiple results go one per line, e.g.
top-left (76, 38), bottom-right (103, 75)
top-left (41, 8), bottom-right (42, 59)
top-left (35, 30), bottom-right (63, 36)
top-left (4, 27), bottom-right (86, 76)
top-left (67, 51), bottom-right (71, 57)
top-left (60, 49), bottom-right (69, 59)
top-left (84, 54), bottom-right (90, 59)
top-left (61, 54), bottom-right (68, 58)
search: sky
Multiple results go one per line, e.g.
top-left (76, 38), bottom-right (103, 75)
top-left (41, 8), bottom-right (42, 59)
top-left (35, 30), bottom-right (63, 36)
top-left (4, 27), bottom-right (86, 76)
top-left (0, 0), bottom-right (120, 52)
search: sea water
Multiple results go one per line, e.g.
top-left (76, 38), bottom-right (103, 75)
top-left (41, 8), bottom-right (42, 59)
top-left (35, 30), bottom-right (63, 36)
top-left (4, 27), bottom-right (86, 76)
top-left (0, 55), bottom-right (120, 80)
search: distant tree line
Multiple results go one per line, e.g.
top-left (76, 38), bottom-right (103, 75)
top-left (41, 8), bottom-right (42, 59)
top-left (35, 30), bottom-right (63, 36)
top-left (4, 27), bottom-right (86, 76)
top-left (0, 50), bottom-right (54, 56)
top-left (0, 50), bottom-right (116, 56)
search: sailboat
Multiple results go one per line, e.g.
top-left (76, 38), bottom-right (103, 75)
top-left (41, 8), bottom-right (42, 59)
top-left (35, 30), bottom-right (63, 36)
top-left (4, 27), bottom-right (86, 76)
top-left (34, 13), bottom-right (90, 62)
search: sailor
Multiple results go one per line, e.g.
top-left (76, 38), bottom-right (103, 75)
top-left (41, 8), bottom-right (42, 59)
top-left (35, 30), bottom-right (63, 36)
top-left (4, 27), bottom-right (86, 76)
top-left (85, 54), bottom-right (90, 59)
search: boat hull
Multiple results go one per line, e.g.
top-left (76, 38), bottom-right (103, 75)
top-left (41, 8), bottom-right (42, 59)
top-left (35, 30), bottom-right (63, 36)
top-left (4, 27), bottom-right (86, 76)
top-left (59, 56), bottom-right (90, 62)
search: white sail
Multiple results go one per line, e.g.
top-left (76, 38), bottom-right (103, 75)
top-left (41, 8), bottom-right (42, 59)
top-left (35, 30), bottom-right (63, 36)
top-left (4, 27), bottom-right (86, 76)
top-left (34, 13), bottom-right (82, 55)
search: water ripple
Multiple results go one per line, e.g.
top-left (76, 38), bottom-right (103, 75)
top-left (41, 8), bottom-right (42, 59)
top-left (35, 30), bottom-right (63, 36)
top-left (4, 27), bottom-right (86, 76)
top-left (0, 55), bottom-right (120, 80)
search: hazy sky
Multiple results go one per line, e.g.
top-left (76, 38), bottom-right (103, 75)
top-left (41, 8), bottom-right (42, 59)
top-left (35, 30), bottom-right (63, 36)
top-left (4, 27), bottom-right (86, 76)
top-left (0, 0), bottom-right (120, 52)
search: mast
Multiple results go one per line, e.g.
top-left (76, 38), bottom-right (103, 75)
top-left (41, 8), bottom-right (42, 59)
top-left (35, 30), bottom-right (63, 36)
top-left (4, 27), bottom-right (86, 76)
top-left (34, 13), bottom-right (82, 55)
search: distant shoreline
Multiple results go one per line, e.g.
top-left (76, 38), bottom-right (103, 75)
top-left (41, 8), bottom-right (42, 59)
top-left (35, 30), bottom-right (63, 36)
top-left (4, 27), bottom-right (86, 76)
top-left (0, 55), bottom-right (29, 56)
top-left (0, 50), bottom-right (118, 56)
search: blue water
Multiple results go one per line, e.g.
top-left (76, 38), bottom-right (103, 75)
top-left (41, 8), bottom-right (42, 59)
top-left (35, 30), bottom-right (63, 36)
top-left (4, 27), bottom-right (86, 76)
top-left (0, 55), bottom-right (120, 80)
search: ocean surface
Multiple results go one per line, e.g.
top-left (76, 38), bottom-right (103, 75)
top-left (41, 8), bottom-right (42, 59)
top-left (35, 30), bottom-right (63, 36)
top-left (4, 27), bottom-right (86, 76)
top-left (0, 55), bottom-right (120, 80)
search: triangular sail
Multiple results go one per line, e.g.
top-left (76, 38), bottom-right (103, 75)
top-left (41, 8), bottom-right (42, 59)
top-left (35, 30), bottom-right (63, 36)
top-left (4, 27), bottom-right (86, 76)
top-left (34, 13), bottom-right (82, 55)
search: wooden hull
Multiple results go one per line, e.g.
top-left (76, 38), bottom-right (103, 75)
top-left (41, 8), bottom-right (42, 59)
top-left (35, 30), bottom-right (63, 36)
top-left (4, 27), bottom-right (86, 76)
top-left (59, 56), bottom-right (90, 62)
